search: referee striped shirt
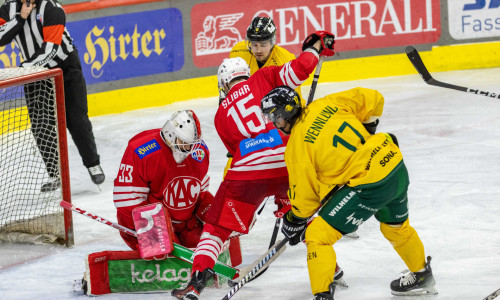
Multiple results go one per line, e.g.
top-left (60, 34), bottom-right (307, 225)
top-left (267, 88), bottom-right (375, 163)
top-left (0, 0), bottom-right (74, 68)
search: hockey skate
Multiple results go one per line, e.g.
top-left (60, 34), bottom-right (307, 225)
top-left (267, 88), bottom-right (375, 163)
top-left (41, 178), bottom-right (61, 192)
top-left (334, 264), bottom-right (348, 288)
top-left (390, 256), bottom-right (438, 296)
top-left (87, 164), bottom-right (105, 185)
top-left (313, 282), bottom-right (336, 300)
top-left (171, 268), bottom-right (214, 300)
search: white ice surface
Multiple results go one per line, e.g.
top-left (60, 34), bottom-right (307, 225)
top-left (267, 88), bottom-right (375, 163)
top-left (1, 68), bottom-right (499, 300)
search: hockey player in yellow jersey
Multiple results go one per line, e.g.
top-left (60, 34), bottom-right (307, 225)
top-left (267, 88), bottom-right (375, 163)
top-left (261, 86), bottom-right (437, 300)
top-left (225, 16), bottom-right (303, 102)
top-left (229, 16), bottom-right (296, 73)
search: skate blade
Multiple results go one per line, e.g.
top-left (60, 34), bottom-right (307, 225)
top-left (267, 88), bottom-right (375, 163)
top-left (391, 286), bottom-right (438, 296)
top-left (334, 278), bottom-right (349, 288)
top-left (344, 232), bottom-right (359, 239)
top-left (72, 279), bottom-right (85, 294)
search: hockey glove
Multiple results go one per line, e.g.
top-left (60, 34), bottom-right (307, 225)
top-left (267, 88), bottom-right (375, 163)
top-left (363, 119), bottom-right (379, 135)
top-left (273, 198), bottom-right (291, 218)
top-left (281, 210), bottom-right (308, 246)
top-left (302, 31), bottom-right (335, 57)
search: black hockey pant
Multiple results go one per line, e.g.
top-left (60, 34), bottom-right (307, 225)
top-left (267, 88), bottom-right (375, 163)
top-left (26, 49), bottom-right (100, 178)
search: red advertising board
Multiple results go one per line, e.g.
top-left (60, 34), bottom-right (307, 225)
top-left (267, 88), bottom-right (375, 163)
top-left (191, 0), bottom-right (441, 68)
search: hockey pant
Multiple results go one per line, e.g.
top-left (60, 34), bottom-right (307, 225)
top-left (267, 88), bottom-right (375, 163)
top-left (192, 177), bottom-right (289, 274)
top-left (26, 49), bottom-right (100, 178)
top-left (305, 216), bottom-right (425, 295)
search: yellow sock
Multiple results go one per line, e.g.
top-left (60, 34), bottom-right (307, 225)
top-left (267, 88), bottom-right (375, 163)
top-left (380, 219), bottom-right (426, 272)
top-left (305, 217), bottom-right (343, 295)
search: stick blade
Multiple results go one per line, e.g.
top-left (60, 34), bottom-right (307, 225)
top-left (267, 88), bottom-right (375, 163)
top-left (405, 45), bottom-right (433, 82)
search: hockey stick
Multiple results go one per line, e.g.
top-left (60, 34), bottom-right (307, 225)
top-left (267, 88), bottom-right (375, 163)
top-left (483, 287), bottom-right (500, 300)
top-left (222, 238), bottom-right (289, 300)
top-left (228, 217), bottom-right (283, 287)
top-left (222, 186), bottom-right (342, 299)
top-left (241, 55), bottom-right (325, 283)
top-left (306, 56), bottom-right (325, 106)
top-left (59, 201), bottom-right (238, 279)
top-left (405, 46), bottom-right (500, 99)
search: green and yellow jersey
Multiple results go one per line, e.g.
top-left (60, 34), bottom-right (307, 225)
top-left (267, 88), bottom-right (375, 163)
top-left (285, 87), bottom-right (403, 218)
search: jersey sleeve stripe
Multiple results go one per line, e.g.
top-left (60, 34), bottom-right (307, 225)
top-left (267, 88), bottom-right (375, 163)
top-left (234, 147), bottom-right (285, 165)
top-left (231, 161), bottom-right (287, 172)
top-left (113, 193), bottom-right (148, 201)
top-left (234, 155), bottom-right (285, 167)
top-left (279, 62), bottom-right (302, 89)
top-left (113, 199), bottom-right (147, 208)
top-left (114, 186), bottom-right (150, 193)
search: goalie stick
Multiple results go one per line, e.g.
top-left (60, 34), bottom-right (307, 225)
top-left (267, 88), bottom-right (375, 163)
top-left (405, 46), bottom-right (500, 99)
top-left (59, 201), bottom-right (238, 279)
top-left (483, 287), bottom-right (500, 300)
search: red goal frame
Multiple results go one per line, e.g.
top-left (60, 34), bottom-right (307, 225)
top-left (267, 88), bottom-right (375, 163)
top-left (0, 68), bottom-right (73, 247)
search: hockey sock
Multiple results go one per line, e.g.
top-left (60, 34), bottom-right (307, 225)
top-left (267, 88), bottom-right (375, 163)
top-left (192, 224), bottom-right (231, 274)
top-left (305, 216), bottom-right (344, 295)
top-left (380, 219), bottom-right (426, 272)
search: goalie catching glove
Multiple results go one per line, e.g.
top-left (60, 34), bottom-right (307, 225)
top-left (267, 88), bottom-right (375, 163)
top-left (302, 30), bottom-right (335, 57)
top-left (281, 210), bottom-right (308, 246)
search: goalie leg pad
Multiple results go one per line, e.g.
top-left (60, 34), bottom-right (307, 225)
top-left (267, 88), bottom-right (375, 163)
top-left (82, 249), bottom-right (235, 295)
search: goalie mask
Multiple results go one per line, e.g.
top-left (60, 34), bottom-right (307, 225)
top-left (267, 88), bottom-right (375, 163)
top-left (217, 57), bottom-right (250, 93)
top-left (161, 110), bottom-right (202, 164)
top-left (261, 86), bottom-right (302, 133)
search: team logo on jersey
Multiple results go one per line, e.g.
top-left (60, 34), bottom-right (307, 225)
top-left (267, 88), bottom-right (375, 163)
top-left (163, 176), bottom-right (201, 211)
top-left (191, 148), bottom-right (205, 162)
top-left (36, 14), bottom-right (42, 23)
top-left (135, 139), bottom-right (160, 159)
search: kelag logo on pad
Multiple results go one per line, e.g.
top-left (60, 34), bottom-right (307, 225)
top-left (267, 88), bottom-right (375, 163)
top-left (67, 8), bottom-right (184, 84)
top-left (191, 0), bottom-right (441, 68)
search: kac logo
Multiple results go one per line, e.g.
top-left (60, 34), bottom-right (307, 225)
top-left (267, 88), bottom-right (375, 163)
top-left (163, 176), bottom-right (201, 210)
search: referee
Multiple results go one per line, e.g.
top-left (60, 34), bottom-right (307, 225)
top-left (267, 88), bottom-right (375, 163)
top-left (0, 0), bottom-right (104, 191)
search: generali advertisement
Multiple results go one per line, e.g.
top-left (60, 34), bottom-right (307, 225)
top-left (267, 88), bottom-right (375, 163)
top-left (191, 0), bottom-right (441, 68)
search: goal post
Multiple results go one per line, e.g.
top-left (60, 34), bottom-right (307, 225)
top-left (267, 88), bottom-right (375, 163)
top-left (0, 67), bottom-right (73, 247)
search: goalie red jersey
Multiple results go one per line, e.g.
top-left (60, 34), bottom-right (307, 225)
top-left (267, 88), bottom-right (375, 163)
top-left (113, 129), bottom-right (211, 248)
top-left (215, 49), bottom-right (319, 181)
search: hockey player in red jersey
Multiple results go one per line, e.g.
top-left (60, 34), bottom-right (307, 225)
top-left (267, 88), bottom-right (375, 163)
top-left (113, 110), bottom-right (213, 249)
top-left (172, 31), bottom-right (335, 300)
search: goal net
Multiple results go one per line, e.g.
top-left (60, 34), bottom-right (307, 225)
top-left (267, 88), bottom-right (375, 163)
top-left (0, 67), bottom-right (73, 246)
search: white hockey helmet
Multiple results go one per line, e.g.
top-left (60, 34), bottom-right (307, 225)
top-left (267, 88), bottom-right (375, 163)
top-left (217, 57), bottom-right (250, 92)
top-left (160, 110), bottom-right (202, 164)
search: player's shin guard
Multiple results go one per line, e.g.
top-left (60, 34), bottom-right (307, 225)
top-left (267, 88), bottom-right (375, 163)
top-left (380, 219), bottom-right (426, 272)
top-left (305, 217), bottom-right (344, 295)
